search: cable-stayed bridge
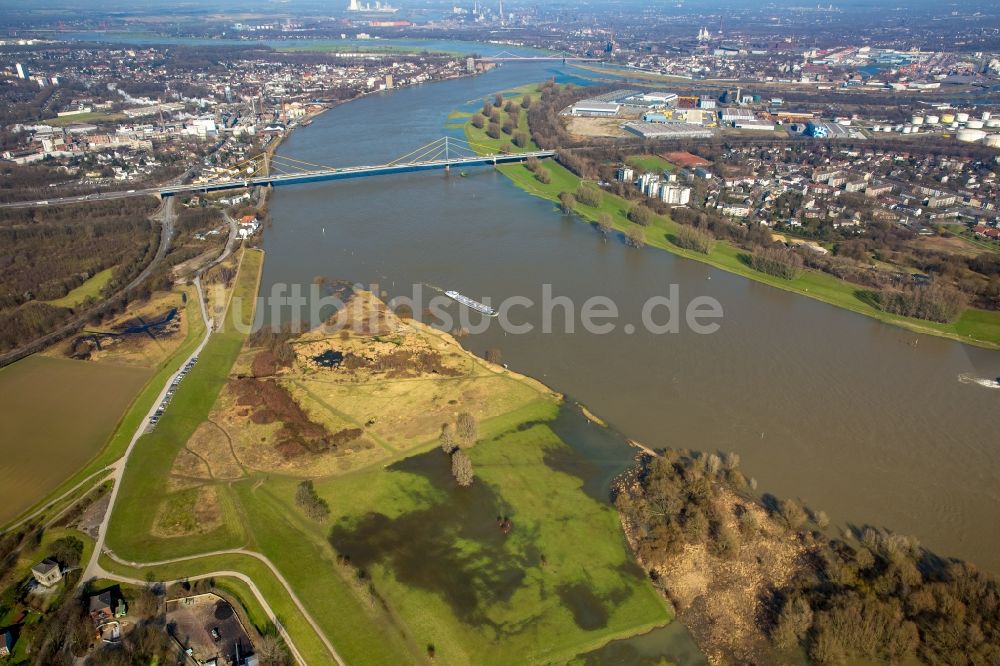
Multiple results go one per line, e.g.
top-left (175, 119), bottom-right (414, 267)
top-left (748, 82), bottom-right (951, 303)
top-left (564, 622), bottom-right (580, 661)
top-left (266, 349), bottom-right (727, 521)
top-left (161, 136), bottom-right (553, 196)
top-left (0, 138), bottom-right (555, 208)
top-left (477, 49), bottom-right (603, 62)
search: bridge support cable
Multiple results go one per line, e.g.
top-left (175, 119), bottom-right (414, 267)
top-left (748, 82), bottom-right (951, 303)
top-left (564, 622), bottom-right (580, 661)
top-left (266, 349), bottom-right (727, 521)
top-left (153, 137), bottom-right (555, 196)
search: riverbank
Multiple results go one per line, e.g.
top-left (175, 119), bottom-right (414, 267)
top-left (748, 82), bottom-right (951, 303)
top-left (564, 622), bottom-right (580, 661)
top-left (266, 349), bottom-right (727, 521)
top-left (98, 282), bottom-right (675, 664)
top-left (461, 85), bottom-right (1000, 349)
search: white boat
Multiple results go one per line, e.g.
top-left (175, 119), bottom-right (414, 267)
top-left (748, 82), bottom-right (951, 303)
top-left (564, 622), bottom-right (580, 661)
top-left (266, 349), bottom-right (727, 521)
top-left (958, 373), bottom-right (1000, 389)
top-left (445, 290), bottom-right (497, 316)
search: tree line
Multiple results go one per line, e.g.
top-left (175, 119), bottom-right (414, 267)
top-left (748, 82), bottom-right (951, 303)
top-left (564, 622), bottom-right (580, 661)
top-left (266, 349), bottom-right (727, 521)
top-left (615, 449), bottom-right (1000, 665)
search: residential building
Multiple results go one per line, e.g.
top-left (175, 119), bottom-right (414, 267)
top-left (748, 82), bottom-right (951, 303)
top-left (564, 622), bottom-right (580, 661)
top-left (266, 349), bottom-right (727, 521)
top-left (89, 590), bottom-right (126, 625)
top-left (30, 560), bottom-right (63, 587)
top-left (15, 63), bottom-right (29, 80)
top-left (0, 630), bottom-right (12, 658)
top-left (660, 184), bottom-right (691, 206)
top-left (616, 165), bottom-right (634, 183)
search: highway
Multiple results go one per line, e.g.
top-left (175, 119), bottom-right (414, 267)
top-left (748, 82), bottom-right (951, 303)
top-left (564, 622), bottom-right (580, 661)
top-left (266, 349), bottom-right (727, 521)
top-left (0, 149), bottom-right (557, 208)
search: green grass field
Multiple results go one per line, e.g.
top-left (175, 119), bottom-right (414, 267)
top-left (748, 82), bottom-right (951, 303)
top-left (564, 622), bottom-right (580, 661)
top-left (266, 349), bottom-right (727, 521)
top-left (44, 267), bottom-right (116, 308)
top-left (462, 86), bottom-right (1000, 349)
top-left (627, 155), bottom-right (675, 173)
top-left (310, 420), bottom-right (670, 665)
top-left (106, 249), bottom-right (263, 561)
top-left (44, 111), bottom-right (125, 127)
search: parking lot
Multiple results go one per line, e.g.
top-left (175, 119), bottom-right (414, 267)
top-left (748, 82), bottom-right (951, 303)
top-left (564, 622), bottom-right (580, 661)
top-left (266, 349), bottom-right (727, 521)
top-left (148, 355), bottom-right (198, 429)
top-left (165, 593), bottom-right (254, 665)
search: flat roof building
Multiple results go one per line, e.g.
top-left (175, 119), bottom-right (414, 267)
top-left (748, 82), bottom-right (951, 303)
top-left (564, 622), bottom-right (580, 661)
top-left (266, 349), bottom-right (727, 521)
top-left (718, 108), bottom-right (757, 124)
top-left (570, 101), bottom-right (621, 117)
top-left (621, 121), bottom-right (714, 140)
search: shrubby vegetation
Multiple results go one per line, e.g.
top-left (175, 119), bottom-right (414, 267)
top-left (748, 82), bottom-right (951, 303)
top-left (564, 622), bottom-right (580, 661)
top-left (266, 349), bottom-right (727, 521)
top-left (869, 283), bottom-right (967, 323)
top-left (439, 413), bottom-right (477, 486)
top-left (627, 204), bottom-right (654, 227)
top-left (625, 226), bottom-right (646, 249)
top-left (574, 183), bottom-right (603, 208)
top-left (597, 212), bottom-right (613, 238)
top-left (747, 246), bottom-right (804, 280)
top-left (558, 191), bottom-right (575, 214)
top-left (673, 226), bottom-right (715, 255)
top-left (451, 450), bottom-right (474, 487)
top-left (615, 449), bottom-right (1000, 665)
top-left (295, 480), bottom-right (331, 521)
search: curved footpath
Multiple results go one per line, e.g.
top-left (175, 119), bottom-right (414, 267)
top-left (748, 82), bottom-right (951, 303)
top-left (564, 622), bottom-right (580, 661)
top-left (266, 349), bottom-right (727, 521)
top-left (77, 227), bottom-right (345, 665)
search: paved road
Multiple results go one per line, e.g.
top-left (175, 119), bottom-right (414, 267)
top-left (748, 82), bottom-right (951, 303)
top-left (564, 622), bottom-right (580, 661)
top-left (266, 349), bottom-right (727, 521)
top-left (0, 188), bottom-right (162, 210)
top-left (80, 269), bottom-right (213, 585)
top-left (0, 197), bottom-right (176, 368)
top-left (76, 236), bottom-right (347, 666)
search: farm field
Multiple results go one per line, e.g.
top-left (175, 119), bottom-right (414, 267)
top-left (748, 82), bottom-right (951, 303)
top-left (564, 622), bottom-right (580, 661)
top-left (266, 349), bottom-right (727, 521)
top-left (0, 355), bottom-right (149, 524)
top-left (103, 281), bottom-right (672, 665)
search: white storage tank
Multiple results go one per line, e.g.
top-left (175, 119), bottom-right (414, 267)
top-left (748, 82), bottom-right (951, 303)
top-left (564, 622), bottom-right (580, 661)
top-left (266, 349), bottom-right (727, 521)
top-left (982, 111), bottom-right (992, 121)
top-left (986, 118), bottom-right (1000, 128)
top-left (956, 112), bottom-right (970, 123)
top-left (957, 128), bottom-right (987, 143)
top-left (967, 119), bottom-right (985, 129)
top-left (902, 125), bottom-right (913, 134)
top-left (926, 115), bottom-right (940, 124)
top-left (911, 115), bottom-right (925, 125)
top-left (985, 134), bottom-right (1000, 148)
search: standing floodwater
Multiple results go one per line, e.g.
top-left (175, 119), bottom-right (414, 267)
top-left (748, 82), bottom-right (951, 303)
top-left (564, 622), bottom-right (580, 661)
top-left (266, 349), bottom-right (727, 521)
top-left (261, 61), bottom-right (1000, 571)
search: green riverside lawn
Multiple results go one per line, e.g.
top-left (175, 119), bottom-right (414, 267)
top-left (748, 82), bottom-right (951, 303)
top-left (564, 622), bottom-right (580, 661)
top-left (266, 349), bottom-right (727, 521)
top-left (463, 86), bottom-right (1000, 349)
top-left (102, 244), bottom-right (670, 665)
top-left (105, 249), bottom-right (264, 560)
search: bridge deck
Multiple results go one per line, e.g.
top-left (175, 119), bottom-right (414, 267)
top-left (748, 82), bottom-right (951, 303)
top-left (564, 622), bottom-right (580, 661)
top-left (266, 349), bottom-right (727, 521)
top-left (159, 150), bottom-right (555, 197)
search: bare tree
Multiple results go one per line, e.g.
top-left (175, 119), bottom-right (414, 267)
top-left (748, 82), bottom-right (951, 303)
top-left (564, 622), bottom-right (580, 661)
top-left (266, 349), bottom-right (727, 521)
top-left (439, 424), bottom-right (457, 455)
top-left (456, 412), bottom-right (478, 444)
top-left (256, 634), bottom-right (291, 666)
top-left (451, 450), bottom-right (474, 487)
top-left (625, 226), bottom-right (646, 248)
top-left (597, 212), bottom-right (613, 239)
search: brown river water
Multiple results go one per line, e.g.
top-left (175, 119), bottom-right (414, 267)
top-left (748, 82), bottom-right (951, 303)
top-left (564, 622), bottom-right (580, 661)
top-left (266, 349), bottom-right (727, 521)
top-left (260, 62), bottom-right (1000, 578)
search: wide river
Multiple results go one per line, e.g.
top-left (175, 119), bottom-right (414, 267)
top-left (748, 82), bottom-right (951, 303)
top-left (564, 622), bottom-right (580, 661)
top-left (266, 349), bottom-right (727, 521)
top-left (260, 61), bottom-right (1000, 572)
